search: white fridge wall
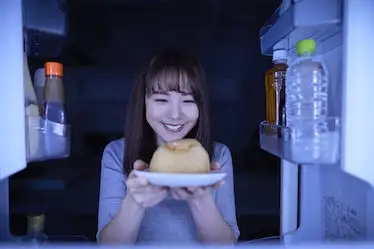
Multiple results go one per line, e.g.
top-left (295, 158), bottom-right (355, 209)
top-left (291, 163), bottom-right (371, 242)
top-left (280, 161), bottom-right (299, 235)
top-left (340, 0), bottom-right (374, 239)
top-left (0, 0), bottom-right (26, 180)
top-left (0, 0), bottom-right (25, 241)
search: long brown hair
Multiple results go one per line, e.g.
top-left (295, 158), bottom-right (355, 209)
top-left (123, 49), bottom-right (213, 175)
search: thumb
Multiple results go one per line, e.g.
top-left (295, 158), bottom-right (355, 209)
top-left (210, 162), bottom-right (221, 172)
top-left (134, 159), bottom-right (149, 170)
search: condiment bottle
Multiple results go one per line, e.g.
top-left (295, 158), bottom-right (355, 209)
top-left (43, 62), bottom-right (67, 157)
top-left (43, 62), bottom-right (66, 124)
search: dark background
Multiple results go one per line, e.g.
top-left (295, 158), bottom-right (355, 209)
top-left (11, 0), bottom-right (281, 242)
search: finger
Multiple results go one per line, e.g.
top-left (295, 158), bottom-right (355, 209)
top-left (143, 192), bottom-right (166, 207)
top-left (187, 186), bottom-right (207, 196)
top-left (171, 191), bottom-right (181, 200)
top-left (128, 168), bottom-right (148, 183)
top-left (148, 186), bottom-right (168, 194)
top-left (173, 188), bottom-right (191, 200)
top-left (128, 169), bottom-right (147, 180)
top-left (171, 190), bottom-right (185, 200)
top-left (126, 177), bottom-right (148, 189)
top-left (212, 179), bottom-right (226, 189)
top-left (133, 159), bottom-right (149, 171)
top-left (141, 189), bottom-right (169, 207)
top-left (132, 197), bottom-right (145, 207)
top-left (155, 188), bottom-right (169, 200)
top-left (186, 186), bottom-right (200, 192)
top-left (210, 162), bottom-right (221, 172)
top-left (128, 170), bottom-right (136, 178)
top-left (131, 185), bottom-right (159, 194)
top-left (170, 188), bottom-right (179, 199)
top-left (131, 185), bottom-right (168, 199)
top-left (170, 188), bottom-right (181, 199)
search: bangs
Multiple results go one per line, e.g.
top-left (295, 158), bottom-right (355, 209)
top-left (145, 66), bottom-right (200, 95)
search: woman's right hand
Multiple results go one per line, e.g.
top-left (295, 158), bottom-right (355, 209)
top-left (126, 160), bottom-right (168, 208)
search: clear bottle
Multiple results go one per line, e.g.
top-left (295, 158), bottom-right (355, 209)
top-left (43, 62), bottom-right (66, 124)
top-left (285, 39), bottom-right (331, 161)
top-left (21, 214), bottom-right (47, 244)
top-left (265, 49), bottom-right (288, 125)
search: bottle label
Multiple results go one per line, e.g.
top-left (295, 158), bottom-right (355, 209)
top-left (273, 71), bottom-right (286, 90)
top-left (272, 71), bottom-right (286, 126)
top-left (42, 119), bottom-right (67, 136)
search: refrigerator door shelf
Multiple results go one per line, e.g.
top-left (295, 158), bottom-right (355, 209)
top-left (260, 0), bottom-right (343, 56)
top-left (259, 117), bottom-right (340, 165)
top-left (26, 117), bottom-right (70, 163)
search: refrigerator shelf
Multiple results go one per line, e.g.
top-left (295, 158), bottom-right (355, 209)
top-left (259, 117), bottom-right (341, 165)
top-left (260, 0), bottom-right (343, 56)
top-left (26, 117), bottom-right (70, 163)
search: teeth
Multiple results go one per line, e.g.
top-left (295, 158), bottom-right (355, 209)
top-left (164, 124), bottom-right (183, 132)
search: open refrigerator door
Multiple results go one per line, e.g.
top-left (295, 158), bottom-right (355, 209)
top-left (0, 0), bottom-right (25, 241)
top-left (0, 0), bottom-right (70, 242)
top-left (259, 0), bottom-right (374, 244)
top-left (0, 1), bottom-right (26, 182)
top-left (0, 0), bottom-right (70, 182)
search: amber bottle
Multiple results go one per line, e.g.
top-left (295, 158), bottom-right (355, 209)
top-left (265, 49), bottom-right (288, 125)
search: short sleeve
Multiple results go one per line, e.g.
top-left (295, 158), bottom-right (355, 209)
top-left (97, 140), bottom-right (127, 241)
top-left (213, 143), bottom-right (240, 241)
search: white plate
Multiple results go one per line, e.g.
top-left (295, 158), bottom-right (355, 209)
top-left (133, 170), bottom-right (227, 187)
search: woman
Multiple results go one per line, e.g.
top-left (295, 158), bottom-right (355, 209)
top-left (97, 50), bottom-right (240, 244)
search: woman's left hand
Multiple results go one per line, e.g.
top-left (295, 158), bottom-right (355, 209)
top-left (170, 162), bottom-right (225, 203)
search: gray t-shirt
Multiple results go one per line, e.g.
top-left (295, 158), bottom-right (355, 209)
top-left (97, 139), bottom-right (240, 244)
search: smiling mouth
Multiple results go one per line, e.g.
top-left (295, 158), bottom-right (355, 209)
top-left (162, 123), bottom-right (185, 132)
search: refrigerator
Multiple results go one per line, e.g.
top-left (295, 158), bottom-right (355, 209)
top-left (0, 0), bottom-right (69, 241)
top-left (0, 0), bottom-right (373, 245)
top-left (259, 0), bottom-right (374, 243)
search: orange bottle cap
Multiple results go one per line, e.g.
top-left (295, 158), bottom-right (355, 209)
top-left (45, 62), bottom-right (63, 76)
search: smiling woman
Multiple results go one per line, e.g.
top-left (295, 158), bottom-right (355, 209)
top-left (145, 90), bottom-right (199, 146)
top-left (97, 49), bottom-right (240, 244)
top-left (125, 49), bottom-right (213, 175)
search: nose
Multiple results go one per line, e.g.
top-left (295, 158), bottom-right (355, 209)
top-left (170, 102), bottom-right (181, 120)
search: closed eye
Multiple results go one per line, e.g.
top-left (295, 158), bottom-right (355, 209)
top-left (184, 100), bottom-right (195, 103)
top-left (155, 98), bottom-right (168, 102)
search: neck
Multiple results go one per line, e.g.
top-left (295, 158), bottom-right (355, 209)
top-left (156, 135), bottom-right (164, 146)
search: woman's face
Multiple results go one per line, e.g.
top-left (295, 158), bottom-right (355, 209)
top-left (146, 91), bottom-right (199, 145)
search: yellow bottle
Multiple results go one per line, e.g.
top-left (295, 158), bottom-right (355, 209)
top-left (24, 52), bottom-right (40, 160)
top-left (21, 214), bottom-right (47, 243)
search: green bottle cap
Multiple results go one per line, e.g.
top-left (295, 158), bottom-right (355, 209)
top-left (296, 39), bottom-right (316, 56)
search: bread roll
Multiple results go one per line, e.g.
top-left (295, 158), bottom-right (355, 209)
top-left (149, 139), bottom-right (210, 174)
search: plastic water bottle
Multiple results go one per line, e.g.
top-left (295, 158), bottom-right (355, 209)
top-left (285, 39), bottom-right (334, 163)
